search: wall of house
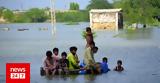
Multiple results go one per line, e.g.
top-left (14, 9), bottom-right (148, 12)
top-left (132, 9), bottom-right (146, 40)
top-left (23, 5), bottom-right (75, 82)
top-left (90, 12), bottom-right (118, 31)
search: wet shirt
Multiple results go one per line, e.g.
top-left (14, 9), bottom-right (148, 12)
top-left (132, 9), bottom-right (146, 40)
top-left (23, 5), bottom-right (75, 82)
top-left (59, 59), bottom-right (69, 68)
top-left (67, 53), bottom-right (79, 70)
top-left (53, 55), bottom-right (60, 68)
top-left (101, 62), bottom-right (109, 73)
top-left (84, 47), bottom-right (95, 67)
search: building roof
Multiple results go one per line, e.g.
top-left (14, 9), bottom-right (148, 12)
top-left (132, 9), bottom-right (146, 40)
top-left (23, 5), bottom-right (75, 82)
top-left (90, 8), bottom-right (122, 13)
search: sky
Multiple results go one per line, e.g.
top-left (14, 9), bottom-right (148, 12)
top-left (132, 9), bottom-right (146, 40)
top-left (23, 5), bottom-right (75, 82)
top-left (0, 0), bottom-right (112, 10)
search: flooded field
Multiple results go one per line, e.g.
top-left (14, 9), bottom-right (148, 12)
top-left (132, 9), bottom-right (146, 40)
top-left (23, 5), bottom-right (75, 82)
top-left (0, 23), bottom-right (160, 83)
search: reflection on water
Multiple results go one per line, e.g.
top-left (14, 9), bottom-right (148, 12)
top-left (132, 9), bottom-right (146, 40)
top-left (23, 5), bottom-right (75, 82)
top-left (119, 28), bottom-right (153, 40)
top-left (84, 75), bottom-right (97, 83)
top-left (0, 23), bottom-right (160, 83)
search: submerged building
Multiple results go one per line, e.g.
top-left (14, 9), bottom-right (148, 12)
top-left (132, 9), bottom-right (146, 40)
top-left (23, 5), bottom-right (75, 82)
top-left (90, 9), bottom-right (123, 31)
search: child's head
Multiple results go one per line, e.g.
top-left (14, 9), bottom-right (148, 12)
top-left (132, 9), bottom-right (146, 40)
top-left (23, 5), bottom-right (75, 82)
top-left (46, 51), bottom-right (52, 58)
top-left (117, 60), bottom-right (122, 66)
top-left (53, 48), bottom-right (59, 55)
top-left (61, 52), bottom-right (67, 59)
top-left (93, 46), bottom-right (98, 54)
top-left (102, 57), bottom-right (108, 63)
top-left (70, 46), bottom-right (77, 55)
top-left (86, 27), bottom-right (91, 33)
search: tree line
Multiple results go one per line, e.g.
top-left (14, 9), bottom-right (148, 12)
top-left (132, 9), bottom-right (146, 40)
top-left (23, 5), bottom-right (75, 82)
top-left (0, 7), bottom-right (49, 23)
top-left (0, 0), bottom-right (160, 24)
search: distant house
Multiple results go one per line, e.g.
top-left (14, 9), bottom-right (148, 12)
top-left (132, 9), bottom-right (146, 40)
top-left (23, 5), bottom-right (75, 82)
top-left (90, 9), bottom-right (123, 31)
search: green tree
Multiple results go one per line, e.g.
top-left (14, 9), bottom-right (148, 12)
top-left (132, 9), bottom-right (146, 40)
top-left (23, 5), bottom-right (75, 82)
top-left (113, 0), bottom-right (159, 27)
top-left (87, 0), bottom-right (112, 10)
top-left (14, 13), bottom-right (31, 23)
top-left (0, 7), bottom-right (5, 17)
top-left (25, 8), bottom-right (48, 22)
top-left (148, 0), bottom-right (160, 16)
top-left (70, 2), bottom-right (79, 10)
top-left (2, 9), bottom-right (14, 22)
top-left (56, 10), bottom-right (89, 22)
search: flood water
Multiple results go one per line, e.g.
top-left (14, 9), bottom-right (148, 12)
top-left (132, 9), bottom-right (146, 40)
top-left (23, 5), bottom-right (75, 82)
top-left (0, 23), bottom-right (160, 83)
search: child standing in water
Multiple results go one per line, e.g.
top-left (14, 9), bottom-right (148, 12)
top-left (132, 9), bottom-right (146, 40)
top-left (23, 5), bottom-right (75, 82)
top-left (84, 42), bottom-right (100, 74)
top-left (85, 27), bottom-right (94, 48)
top-left (101, 57), bottom-right (110, 73)
top-left (114, 60), bottom-right (124, 72)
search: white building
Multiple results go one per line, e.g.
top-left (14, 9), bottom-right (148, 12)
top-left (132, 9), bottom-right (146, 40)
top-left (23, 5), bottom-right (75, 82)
top-left (90, 9), bottom-right (123, 31)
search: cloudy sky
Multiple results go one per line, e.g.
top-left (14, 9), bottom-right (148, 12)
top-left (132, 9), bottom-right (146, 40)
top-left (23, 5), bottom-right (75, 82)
top-left (0, 0), bottom-right (113, 10)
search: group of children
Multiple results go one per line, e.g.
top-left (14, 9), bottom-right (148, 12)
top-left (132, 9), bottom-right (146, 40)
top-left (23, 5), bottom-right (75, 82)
top-left (42, 47), bottom-right (78, 75)
top-left (41, 27), bottom-right (124, 76)
top-left (41, 47), bottom-right (124, 76)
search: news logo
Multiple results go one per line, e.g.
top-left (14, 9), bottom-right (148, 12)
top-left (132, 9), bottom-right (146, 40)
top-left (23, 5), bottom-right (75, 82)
top-left (6, 63), bottom-right (30, 83)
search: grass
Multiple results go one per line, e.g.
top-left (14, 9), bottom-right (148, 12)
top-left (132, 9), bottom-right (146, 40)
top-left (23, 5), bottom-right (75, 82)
top-left (65, 22), bottom-right (79, 25)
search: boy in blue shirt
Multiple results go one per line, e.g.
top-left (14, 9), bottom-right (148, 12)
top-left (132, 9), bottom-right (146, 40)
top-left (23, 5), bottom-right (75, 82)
top-left (101, 57), bottom-right (110, 73)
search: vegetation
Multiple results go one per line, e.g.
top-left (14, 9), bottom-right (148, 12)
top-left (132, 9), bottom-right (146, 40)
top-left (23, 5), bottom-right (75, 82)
top-left (0, 7), bottom-right (5, 17)
top-left (2, 9), bottom-right (14, 22)
top-left (0, 7), bottom-right (89, 23)
top-left (14, 13), bottom-right (31, 23)
top-left (113, 0), bottom-right (160, 27)
top-left (70, 2), bottom-right (79, 10)
top-left (65, 22), bottom-right (79, 25)
top-left (81, 31), bottom-right (97, 39)
top-left (56, 10), bottom-right (89, 22)
top-left (25, 8), bottom-right (49, 22)
top-left (87, 0), bottom-right (112, 10)
top-left (0, 7), bottom-right (49, 23)
top-left (0, 0), bottom-right (160, 25)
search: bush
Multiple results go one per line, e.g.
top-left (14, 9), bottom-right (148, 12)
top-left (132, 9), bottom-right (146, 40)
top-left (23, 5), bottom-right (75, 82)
top-left (56, 10), bottom-right (89, 22)
top-left (25, 8), bottom-right (48, 22)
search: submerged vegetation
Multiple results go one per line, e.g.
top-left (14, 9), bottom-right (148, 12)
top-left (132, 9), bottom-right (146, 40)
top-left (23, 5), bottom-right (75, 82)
top-left (65, 22), bottom-right (79, 25)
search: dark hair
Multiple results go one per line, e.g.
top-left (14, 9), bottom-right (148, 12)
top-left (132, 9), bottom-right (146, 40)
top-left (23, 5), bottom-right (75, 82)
top-left (117, 60), bottom-right (122, 64)
top-left (70, 46), bottom-right (77, 52)
top-left (94, 46), bottom-right (98, 50)
top-left (53, 48), bottom-right (59, 52)
top-left (61, 52), bottom-right (67, 57)
top-left (103, 57), bottom-right (108, 62)
top-left (46, 51), bottom-right (52, 57)
top-left (86, 27), bottom-right (91, 32)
